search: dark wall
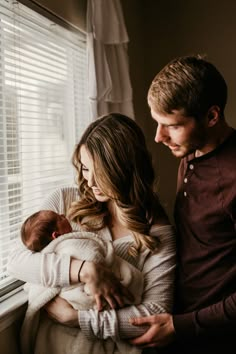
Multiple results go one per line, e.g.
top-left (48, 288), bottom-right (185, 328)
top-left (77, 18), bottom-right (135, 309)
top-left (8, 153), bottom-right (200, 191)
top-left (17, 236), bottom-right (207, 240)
top-left (121, 0), bottom-right (236, 220)
top-left (22, 0), bottom-right (236, 220)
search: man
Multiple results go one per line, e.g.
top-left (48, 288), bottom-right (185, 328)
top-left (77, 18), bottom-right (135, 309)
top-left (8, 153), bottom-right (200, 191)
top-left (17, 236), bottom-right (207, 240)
top-left (130, 55), bottom-right (236, 353)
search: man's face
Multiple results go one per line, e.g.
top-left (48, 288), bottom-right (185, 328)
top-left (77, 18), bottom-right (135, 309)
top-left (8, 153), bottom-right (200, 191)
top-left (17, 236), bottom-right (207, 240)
top-left (151, 107), bottom-right (208, 158)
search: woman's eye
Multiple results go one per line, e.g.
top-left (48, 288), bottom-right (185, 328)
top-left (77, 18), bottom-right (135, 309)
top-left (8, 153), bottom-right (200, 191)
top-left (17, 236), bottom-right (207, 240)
top-left (81, 165), bottom-right (88, 172)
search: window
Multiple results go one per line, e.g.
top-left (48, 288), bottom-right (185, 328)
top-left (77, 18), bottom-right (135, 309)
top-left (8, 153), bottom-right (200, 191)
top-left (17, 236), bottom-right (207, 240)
top-left (0, 0), bottom-right (90, 299)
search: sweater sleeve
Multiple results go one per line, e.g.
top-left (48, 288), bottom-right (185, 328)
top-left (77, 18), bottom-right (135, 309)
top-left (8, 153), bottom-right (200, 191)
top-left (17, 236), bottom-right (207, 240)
top-left (7, 240), bottom-right (70, 287)
top-left (7, 187), bottom-right (78, 287)
top-left (79, 225), bottom-right (176, 340)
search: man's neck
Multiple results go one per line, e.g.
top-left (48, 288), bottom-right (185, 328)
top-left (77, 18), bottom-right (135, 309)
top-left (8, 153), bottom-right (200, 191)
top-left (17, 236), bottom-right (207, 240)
top-left (195, 123), bottom-right (233, 158)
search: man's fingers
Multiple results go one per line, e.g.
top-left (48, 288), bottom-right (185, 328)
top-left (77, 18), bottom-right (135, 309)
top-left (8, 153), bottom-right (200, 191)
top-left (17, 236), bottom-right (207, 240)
top-left (129, 332), bottom-right (151, 345)
top-left (130, 315), bottom-right (155, 326)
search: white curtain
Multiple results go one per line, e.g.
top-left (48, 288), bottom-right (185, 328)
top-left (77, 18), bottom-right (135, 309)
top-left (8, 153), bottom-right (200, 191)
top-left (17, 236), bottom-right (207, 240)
top-left (87, 0), bottom-right (134, 119)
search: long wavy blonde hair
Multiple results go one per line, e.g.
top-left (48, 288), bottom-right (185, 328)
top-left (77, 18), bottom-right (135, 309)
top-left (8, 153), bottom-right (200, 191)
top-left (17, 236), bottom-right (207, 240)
top-left (68, 113), bottom-right (168, 256)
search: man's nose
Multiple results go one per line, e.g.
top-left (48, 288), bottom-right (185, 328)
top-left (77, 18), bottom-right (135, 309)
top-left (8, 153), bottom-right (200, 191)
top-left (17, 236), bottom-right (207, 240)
top-left (154, 125), bottom-right (168, 143)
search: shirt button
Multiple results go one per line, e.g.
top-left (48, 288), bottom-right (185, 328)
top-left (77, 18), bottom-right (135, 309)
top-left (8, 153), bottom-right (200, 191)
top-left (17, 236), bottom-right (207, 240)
top-left (184, 178), bottom-right (188, 183)
top-left (184, 191), bottom-right (187, 197)
top-left (189, 164), bottom-right (194, 170)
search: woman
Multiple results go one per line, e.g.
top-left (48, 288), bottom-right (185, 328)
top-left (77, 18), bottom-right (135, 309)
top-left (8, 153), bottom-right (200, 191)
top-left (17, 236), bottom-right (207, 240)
top-left (8, 113), bottom-right (176, 354)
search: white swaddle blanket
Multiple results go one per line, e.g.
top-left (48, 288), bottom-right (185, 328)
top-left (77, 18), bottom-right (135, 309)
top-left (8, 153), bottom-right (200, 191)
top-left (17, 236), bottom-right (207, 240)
top-left (21, 231), bottom-right (143, 354)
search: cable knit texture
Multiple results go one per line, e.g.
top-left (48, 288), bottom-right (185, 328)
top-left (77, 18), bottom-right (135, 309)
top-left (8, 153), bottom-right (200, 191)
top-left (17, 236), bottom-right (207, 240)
top-left (8, 186), bottom-right (176, 353)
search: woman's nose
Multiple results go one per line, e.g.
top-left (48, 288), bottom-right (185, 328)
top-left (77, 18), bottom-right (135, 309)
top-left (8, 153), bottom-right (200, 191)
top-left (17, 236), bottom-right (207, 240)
top-left (87, 172), bottom-right (95, 187)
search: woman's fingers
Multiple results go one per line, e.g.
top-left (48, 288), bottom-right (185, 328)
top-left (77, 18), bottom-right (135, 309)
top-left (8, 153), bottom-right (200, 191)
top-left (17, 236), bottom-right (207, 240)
top-left (94, 287), bottom-right (132, 309)
top-left (84, 262), bottom-right (135, 309)
top-left (104, 284), bottom-right (134, 309)
top-left (94, 294), bottom-right (103, 311)
top-left (113, 293), bottom-right (125, 308)
top-left (121, 286), bottom-right (134, 303)
top-left (105, 295), bottom-right (117, 309)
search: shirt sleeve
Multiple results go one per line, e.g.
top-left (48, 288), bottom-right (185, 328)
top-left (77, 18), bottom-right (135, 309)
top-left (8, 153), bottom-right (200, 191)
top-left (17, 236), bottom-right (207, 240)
top-left (173, 181), bottom-right (236, 340)
top-left (173, 289), bottom-right (236, 340)
top-left (79, 225), bottom-right (176, 340)
top-left (7, 187), bottom-right (76, 287)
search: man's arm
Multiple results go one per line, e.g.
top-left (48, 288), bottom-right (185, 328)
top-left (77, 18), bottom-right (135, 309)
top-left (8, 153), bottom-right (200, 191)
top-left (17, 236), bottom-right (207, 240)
top-left (129, 292), bottom-right (236, 347)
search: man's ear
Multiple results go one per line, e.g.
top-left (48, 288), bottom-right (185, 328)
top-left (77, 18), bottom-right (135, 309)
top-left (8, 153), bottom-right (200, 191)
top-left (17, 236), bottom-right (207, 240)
top-left (52, 231), bottom-right (59, 239)
top-left (207, 105), bottom-right (221, 127)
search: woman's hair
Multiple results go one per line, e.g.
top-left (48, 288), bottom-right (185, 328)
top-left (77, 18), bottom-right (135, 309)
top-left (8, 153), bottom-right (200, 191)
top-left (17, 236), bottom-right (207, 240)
top-left (68, 113), bottom-right (168, 256)
top-left (21, 210), bottom-right (59, 252)
top-left (148, 55), bottom-right (227, 120)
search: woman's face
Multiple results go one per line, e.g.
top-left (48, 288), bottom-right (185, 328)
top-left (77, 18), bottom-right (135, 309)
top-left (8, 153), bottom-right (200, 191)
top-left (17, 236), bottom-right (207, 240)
top-left (80, 145), bottom-right (110, 202)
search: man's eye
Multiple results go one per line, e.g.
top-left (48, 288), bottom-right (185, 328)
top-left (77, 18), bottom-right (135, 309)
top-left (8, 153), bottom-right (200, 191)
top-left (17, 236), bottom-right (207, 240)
top-left (170, 125), bottom-right (180, 130)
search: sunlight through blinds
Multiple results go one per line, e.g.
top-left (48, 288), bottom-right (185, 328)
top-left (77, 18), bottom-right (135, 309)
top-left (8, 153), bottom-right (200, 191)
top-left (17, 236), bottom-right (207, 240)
top-left (0, 0), bottom-right (90, 298)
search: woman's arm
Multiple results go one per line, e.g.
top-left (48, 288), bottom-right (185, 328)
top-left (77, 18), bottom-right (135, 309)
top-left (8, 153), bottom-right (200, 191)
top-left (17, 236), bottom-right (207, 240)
top-left (78, 225), bottom-right (176, 340)
top-left (8, 186), bottom-right (132, 306)
top-left (7, 187), bottom-right (75, 287)
top-left (43, 225), bottom-right (175, 339)
top-left (8, 187), bottom-right (91, 287)
top-left (8, 239), bottom-right (71, 287)
top-left (8, 238), bottom-right (131, 308)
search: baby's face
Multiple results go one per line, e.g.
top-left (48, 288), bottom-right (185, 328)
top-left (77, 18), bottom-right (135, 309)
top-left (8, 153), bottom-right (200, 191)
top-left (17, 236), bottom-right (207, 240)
top-left (56, 214), bottom-right (72, 234)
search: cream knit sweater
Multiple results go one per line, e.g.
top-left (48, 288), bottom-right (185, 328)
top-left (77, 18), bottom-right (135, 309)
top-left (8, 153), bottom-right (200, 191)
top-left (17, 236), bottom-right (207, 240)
top-left (8, 186), bottom-right (176, 343)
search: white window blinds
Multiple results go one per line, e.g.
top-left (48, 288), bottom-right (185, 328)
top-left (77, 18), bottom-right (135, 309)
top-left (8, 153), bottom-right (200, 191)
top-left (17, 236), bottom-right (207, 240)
top-left (0, 0), bottom-right (90, 297)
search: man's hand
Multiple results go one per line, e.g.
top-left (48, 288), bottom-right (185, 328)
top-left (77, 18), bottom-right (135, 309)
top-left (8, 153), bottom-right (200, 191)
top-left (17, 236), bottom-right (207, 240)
top-left (44, 296), bottom-right (79, 327)
top-left (81, 261), bottom-right (134, 311)
top-left (129, 313), bottom-right (176, 348)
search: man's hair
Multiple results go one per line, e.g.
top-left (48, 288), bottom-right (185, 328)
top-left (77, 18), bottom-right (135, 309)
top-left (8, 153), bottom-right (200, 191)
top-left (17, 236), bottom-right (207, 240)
top-left (148, 55), bottom-right (227, 119)
top-left (21, 210), bottom-right (59, 251)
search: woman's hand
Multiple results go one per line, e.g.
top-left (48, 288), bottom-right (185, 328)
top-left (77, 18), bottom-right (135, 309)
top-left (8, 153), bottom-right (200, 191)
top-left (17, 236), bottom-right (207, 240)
top-left (44, 296), bottom-right (79, 327)
top-left (80, 261), bottom-right (134, 311)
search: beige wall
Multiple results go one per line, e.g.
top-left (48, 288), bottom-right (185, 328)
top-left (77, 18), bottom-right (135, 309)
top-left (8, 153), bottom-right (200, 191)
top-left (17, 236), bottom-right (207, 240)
top-left (121, 0), bottom-right (236, 221)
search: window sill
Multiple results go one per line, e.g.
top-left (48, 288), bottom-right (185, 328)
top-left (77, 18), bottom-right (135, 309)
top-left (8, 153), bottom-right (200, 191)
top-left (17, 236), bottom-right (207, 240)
top-left (0, 287), bottom-right (27, 332)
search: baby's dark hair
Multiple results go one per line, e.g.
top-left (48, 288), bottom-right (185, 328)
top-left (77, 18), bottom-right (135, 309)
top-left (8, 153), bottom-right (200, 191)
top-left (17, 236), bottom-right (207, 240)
top-left (21, 210), bottom-right (59, 251)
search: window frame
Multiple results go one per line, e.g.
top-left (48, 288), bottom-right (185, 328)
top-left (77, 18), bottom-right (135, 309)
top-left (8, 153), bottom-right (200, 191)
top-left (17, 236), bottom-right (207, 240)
top-left (0, 0), bottom-right (89, 300)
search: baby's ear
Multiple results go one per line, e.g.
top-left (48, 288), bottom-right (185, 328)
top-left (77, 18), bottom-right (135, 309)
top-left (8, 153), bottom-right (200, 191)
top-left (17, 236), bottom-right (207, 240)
top-left (52, 231), bottom-right (59, 239)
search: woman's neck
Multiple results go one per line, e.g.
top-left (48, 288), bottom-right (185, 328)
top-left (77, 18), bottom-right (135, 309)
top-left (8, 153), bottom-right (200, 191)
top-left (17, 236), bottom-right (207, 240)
top-left (107, 201), bottom-right (130, 240)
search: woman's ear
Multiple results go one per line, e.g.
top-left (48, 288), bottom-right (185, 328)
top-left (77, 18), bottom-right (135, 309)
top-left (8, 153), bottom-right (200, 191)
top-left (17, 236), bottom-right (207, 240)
top-left (207, 105), bottom-right (221, 127)
top-left (52, 231), bottom-right (59, 239)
